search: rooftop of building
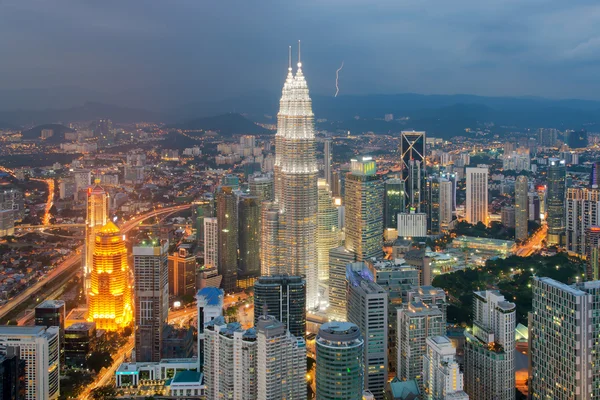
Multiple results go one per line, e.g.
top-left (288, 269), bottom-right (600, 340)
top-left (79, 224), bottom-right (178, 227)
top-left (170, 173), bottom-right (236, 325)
top-left (536, 276), bottom-right (588, 297)
top-left (65, 322), bottom-right (96, 332)
top-left (171, 370), bottom-right (203, 384)
top-left (255, 274), bottom-right (305, 285)
top-left (318, 321), bottom-right (361, 342)
top-left (196, 287), bottom-right (223, 306)
top-left (98, 220), bottom-right (121, 235)
top-left (386, 377), bottom-right (420, 400)
top-left (429, 335), bottom-right (451, 345)
top-left (0, 326), bottom-right (48, 336)
top-left (35, 299), bottom-right (65, 309)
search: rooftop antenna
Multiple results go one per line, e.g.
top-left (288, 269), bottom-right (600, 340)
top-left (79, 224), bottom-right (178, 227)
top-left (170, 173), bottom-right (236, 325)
top-left (288, 45), bottom-right (292, 72)
top-left (298, 40), bottom-right (302, 68)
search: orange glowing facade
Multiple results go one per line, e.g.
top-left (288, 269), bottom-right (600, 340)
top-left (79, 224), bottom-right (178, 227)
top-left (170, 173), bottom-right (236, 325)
top-left (88, 221), bottom-right (133, 331)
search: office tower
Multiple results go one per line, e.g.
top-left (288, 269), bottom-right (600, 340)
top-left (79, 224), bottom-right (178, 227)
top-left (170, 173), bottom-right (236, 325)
top-left (216, 186), bottom-right (238, 292)
top-left (0, 347), bottom-right (24, 400)
top-left (345, 156), bottom-right (384, 260)
top-left (406, 286), bottom-right (447, 321)
top-left (73, 168), bottom-right (91, 197)
top-left (500, 206), bottom-right (516, 228)
top-left (34, 300), bottom-right (65, 364)
top-left (397, 301), bottom-right (446, 387)
top-left (538, 128), bottom-right (558, 147)
top-left (397, 212), bottom-right (427, 237)
top-left (586, 226), bottom-right (600, 280)
top-left (439, 178), bottom-right (453, 232)
top-left (238, 195), bottom-right (260, 281)
top-left (316, 322), bottom-right (365, 400)
top-left (567, 128), bottom-right (587, 149)
top-left (515, 175), bottom-right (529, 241)
top-left (331, 170), bottom-right (342, 197)
top-left (168, 243), bottom-right (197, 297)
top-left (547, 158), bottom-right (566, 245)
top-left (400, 131), bottom-right (426, 212)
top-left (347, 265), bottom-right (388, 400)
top-left (528, 191), bottom-right (541, 222)
top-left (253, 275), bottom-right (306, 337)
top-left (530, 277), bottom-right (600, 399)
top-left (317, 179), bottom-right (340, 283)
top-left (133, 238), bottom-right (168, 362)
top-left (328, 246), bottom-right (358, 321)
top-left (0, 326), bottom-right (60, 400)
top-left (384, 178), bottom-right (404, 229)
top-left (425, 176), bottom-right (441, 234)
top-left (324, 139), bottom-right (333, 186)
top-left (194, 194), bottom-right (214, 246)
top-left (260, 202), bottom-right (282, 276)
top-left (204, 317), bottom-right (257, 400)
top-left (84, 182), bottom-right (109, 295)
top-left (423, 336), bottom-right (469, 400)
top-left (270, 53), bottom-right (319, 309)
top-left (248, 172), bottom-right (274, 202)
top-left (464, 291), bottom-right (515, 400)
top-left (256, 315), bottom-right (307, 400)
top-left (64, 322), bottom-right (96, 369)
top-left (203, 217), bottom-right (218, 268)
top-left (87, 222), bottom-right (133, 331)
top-left (503, 147), bottom-right (531, 172)
top-left (465, 167), bottom-right (489, 226)
top-left (196, 287), bottom-right (223, 370)
top-left (591, 161), bottom-right (600, 187)
top-left (565, 186), bottom-right (600, 257)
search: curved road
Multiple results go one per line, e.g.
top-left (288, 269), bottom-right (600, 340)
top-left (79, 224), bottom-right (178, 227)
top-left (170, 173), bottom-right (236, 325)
top-left (0, 204), bottom-right (190, 321)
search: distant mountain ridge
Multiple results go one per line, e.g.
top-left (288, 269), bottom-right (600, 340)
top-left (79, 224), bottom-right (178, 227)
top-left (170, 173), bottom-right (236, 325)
top-left (168, 113), bottom-right (271, 136)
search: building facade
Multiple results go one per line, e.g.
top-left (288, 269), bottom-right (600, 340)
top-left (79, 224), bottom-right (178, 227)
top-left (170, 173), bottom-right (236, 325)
top-left (515, 175), bottom-right (529, 241)
top-left (203, 217), bottom-right (218, 268)
top-left (84, 183), bottom-right (109, 295)
top-left (168, 244), bottom-right (197, 298)
top-left (465, 167), bottom-right (489, 226)
top-left (328, 246), bottom-right (357, 321)
top-left (400, 131), bottom-right (426, 212)
top-left (196, 287), bottom-right (223, 371)
top-left (238, 195), bottom-right (261, 280)
top-left (384, 178), bottom-right (404, 230)
top-left (565, 186), bottom-right (600, 258)
top-left (216, 186), bottom-right (238, 293)
top-left (547, 158), bottom-right (566, 245)
top-left (317, 179), bottom-right (340, 283)
top-left (423, 336), bottom-right (469, 400)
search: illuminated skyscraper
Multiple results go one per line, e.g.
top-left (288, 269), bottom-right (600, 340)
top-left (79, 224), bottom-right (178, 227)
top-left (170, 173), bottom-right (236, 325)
top-left (547, 158), bottom-right (566, 245)
top-left (238, 195), bottom-right (261, 281)
top-left (384, 178), bottom-right (404, 229)
top-left (260, 202), bottom-right (282, 276)
top-left (216, 186), bottom-right (238, 293)
top-left (515, 175), bottom-right (529, 241)
top-left (88, 221), bottom-right (132, 331)
top-left (400, 131), bottom-right (426, 211)
top-left (248, 173), bottom-right (274, 202)
top-left (425, 176), bottom-right (441, 235)
top-left (268, 45), bottom-right (319, 309)
top-left (317, 179), bottom-right (340, 283)
top-left (439, 178), bottom-right (453, 232)
top-left (84, 182), bottom-right (109, 295)
top-left (203, 217), bottom-right (218, 268)
top-left (345, 156), bottom-right (384, 261)
top-left (465, 167), bottom-right (489, 226)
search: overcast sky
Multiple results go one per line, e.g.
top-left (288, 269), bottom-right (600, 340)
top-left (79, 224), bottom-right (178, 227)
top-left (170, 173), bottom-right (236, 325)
top-left (2, 0), bottom-right (600, 103)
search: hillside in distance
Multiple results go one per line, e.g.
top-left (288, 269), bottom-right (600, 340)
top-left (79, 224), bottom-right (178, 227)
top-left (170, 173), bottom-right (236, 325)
top-left (21, 124), bottom-right (74, 142)
top-left (169, 113), bottom-right (272, 136)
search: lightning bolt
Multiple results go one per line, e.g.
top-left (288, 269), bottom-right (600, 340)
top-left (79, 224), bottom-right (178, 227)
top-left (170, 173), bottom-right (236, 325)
top-left (334, 61), bottom-right (344, 97)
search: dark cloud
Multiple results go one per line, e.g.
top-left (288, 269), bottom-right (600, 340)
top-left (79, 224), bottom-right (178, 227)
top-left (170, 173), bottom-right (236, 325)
top-left (1, 0), bottom-right (600, 108)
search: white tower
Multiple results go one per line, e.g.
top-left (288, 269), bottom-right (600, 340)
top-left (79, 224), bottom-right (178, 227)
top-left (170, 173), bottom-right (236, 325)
top-left (465, 167), bottom-right (489, 226)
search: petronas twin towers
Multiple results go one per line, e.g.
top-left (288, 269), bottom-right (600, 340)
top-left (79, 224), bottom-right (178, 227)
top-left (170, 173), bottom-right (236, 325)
top-left (264, 44), bottom-right (319, 309)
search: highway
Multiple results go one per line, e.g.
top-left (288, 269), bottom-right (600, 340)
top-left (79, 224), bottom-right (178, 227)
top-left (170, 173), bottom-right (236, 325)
top-left (0, 204), bottom-right (190, 321)
top-left (515, 224), bottom-right (547, 257)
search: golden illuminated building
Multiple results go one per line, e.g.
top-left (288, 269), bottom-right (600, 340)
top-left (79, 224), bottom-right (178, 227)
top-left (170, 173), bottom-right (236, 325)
top-left (88, 221), bottom-right (133, 331)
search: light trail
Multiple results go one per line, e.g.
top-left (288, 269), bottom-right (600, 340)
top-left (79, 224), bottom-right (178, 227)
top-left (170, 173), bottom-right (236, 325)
top-left (334, 61), bottom-right (344, 97)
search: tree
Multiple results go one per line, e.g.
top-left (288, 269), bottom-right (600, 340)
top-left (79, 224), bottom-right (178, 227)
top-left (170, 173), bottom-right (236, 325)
top-left (90, 385), bottom-right (117, 400)
top-left (86, 351), bottom-right (113, 373)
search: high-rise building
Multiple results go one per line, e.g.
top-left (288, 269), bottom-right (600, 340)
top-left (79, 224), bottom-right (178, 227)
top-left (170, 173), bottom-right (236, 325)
top-left (500, 206), bottom-right (516, 228)
top-left (204, 317), bottom-right (257, 400)
top-left (586, 226), bottom-right (600, 281)
top-left (530, 277), bottom-right (600, 399)
top-left (196, 287), bottom-right (223, 371)
top-left (439, 178), bottom-right (453, 232)
top-left (253, 275), bottom-right (306, 338)
top-left (87, 221), bottom-right (133, 331)
top-left (397, 301), bottom-right (446, 388)
top-left (270, 53), bottom-right (319, 309)
top-left (515, 175), bottom-right (529, 241)
top-left (316, 322), bottom-right (365, 400)
top-left (203, 217), bottom-right (218, 268)
top-left (591, 161), bottom-right (600, 188)
top-left (84, 183), bottom-right (109, 295)
top-left (0, 347), bottom-right (25, 400)
top-left (216, 186), bottom-right (238, 292)
top-left (256, 315), bottom-right (307, 400)
top-left (64, 322), bottom-right (96, 369)
top-left (423, 336), bottom-right (469, 400)
top-left (547, 158), bottom-right (566, 245)
top-left (384, 178), bottom-right (404, 229)
top-left (133, 239), bottom-right (168, 362)
top-left (397, 212), bottom-right (427, 238)
top-left (345, 156), bottom-right (384, 260)
top-left (168, 243), bottom-right (197, 298)
top-left (465, 167), bottom-right (489, 226)
top-left (425, 176), bottom-right (441, 234)
top-left (317, 179), bottom-right (340, 283)
top-left (464, 291), bottom-right (515, 400)
top-left (324, 139), bottom-right (332, 187)
top-left (328, 246), bottom-right (358, 321)
top-left (248, 172), bottom-right (274, 202)
top-left (260, 202), bottom-right (282, 276)
top-left (346, 264), bottom-right (388, 400)
top-left (238, 195), bottom-right (261, 281)
top-left (565, 186), bottom-right (600, 257)
top-left (34, 300), bottom-right (65, 363)
top-left (0, 326), bottom-right (60, 400)
top-left (406, 286), bottom-right (447, 320)
top-left (538, 128), bottom-right (558, 147)
top-left (400, 131), bottom-right (426, 212)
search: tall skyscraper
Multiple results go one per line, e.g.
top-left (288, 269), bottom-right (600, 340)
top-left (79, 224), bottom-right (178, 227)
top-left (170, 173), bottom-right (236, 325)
top-left (216, 186), bottom-right (238, 293)
top-left (397, 300), bottom-right (446, 388)
top-left (324, 138), bottom-right (332, 187)
top-left (328, 246), bottom-right (357, 321)
top-left (515, 175), bottom-right (529, 241)
top-left (0, 326), bottom-right (60, 400)
top-left (196, 287), bottom-right (223, 371)
top-left (168, 244), bottom-right (197, 297)
top-left (87, 221), bottom-right (133, 331)
top-left (591, 161), bottom-right (600, 188)
top-left (253, 275), bottom-right (306, 338)
top-left (268, 49), bottom-right (319, 309)
top-left (425, 176), bottom-right (441, 234)
top-left (345, 156), bottom-right (384, 260)
top-left (565, 186), bottom-right (600, 257)
top-left (317, 179), bottom-right (340, 283)
top-left (530, 277), bottom-right (600, 399)
top-left (203, 217), bottom-right (218, 268)
top-left (248, 172), bottom-right (274, 202)
top-left (133, 238), bottom-right (168, 362)
top-left (34, 300), bottom-right (65, 363)
top-left (346, 264), bottom-right (388, 400)
top-left (84, 182), bottom-right (109, 295)
top-left (256, 315), bottom-right (307, 400)
top-left (260, 202), bottom-right (282, 276)
top-left (238, 195), bottom-right (260, 281)
top-left (464, 291), bottom-right (515, 400)
top-left (547, 158), bottom-right (566, 245)
top-left (384, 178), bottom-right (404, 230)
top-left (400, 131), bottom-right (426, 212)
top-left (439, 178), bottom-right (453, 231)
top-left (0, 347), bottom-right (25, 400)
top-left (316, 322), bottom-right (365, 400)
top-left (465, 167), bottom-right (489, 226)
top-left (423, 336), bottom-right (469, 400)
top-left (586, 226), bottom-right (600, 281)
